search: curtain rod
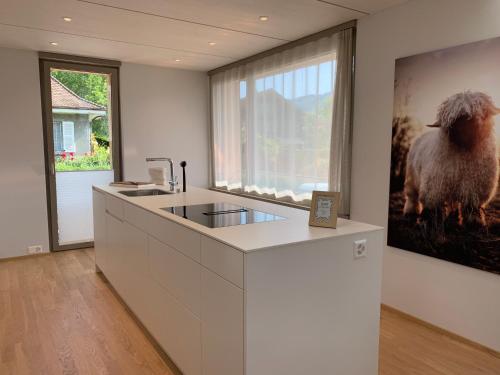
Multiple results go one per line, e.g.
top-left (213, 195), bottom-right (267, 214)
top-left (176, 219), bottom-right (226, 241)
top-left (207, 19), bottom-right (357, 76)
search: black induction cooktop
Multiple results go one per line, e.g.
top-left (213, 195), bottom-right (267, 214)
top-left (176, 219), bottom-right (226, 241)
top-left (161, 202), bottom-right (285, 228)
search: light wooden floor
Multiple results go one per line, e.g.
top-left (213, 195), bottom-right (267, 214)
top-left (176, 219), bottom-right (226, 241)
top-left (0, 250), bottom-right (499, 375)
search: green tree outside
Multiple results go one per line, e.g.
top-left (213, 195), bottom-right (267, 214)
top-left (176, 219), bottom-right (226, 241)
top-left (51, 70), bottom-right (108, 106)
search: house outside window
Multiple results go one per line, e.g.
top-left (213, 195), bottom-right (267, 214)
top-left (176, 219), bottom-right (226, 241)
top-left (50, 76), bottom-right (106, 156)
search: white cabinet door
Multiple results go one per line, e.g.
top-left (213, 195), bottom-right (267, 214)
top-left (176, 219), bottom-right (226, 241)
top-left (105, 194), bottom-right (124, 220)
top-left (119, 222), bottom-right (149, 320)
top-left (201, 236), bottom-right (244, 288)
top-left (201, 268), bottom-right (244, 375)
top-left (149, 236), bottom-right (202, 317)
top-left (92, 190), bottom-right (107, 272)
top-left (148, 278), bottom-right (202, 375)
top-left (105, 211), bottom-right (124, 289)
top-left (148, 212), bottom-right (201, 262)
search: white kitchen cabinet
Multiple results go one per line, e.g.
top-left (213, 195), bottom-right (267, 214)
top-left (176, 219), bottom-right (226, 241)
top-left (104, 193), bottom-right (125, 290)
top-left (93, 186), bottom-right (383, 375)
top-left (105, 194), bottom-right (124, 220)
top-left (119, 221), bottom-right (149, 320)
top-left (201, 236), bottom-right (244, 288)
top-left (148, 276), bottom-right (202, 375)
top-left (104, 211), bottom-right (124, 289)
top-left (201, 268), bottom-right (244, 375)
top-left (98, 197), bottom-right (243, 375)
top-left (104, 210), bottom-right (155, 337)
top-left (149, 236), bottom-right (202, 317)
top-left (148, 212), bottom-right (201, 262)
top-left (123, 201), bottom-right (151, 233)
top-left (92, 190), bottom-right (107, 273)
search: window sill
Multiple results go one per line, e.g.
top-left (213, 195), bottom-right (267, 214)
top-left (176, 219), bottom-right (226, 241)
top-left (209, 187), bottom-right (350, 219)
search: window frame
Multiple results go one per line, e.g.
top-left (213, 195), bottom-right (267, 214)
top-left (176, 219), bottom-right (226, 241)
top-left (208, 21), bottom-right (356, 212)
top-left (39, 52), bottom-right (122, 251)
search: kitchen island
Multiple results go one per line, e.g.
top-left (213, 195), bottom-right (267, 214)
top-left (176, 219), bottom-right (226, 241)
top-left (92, 185), bottom-right (383, 375)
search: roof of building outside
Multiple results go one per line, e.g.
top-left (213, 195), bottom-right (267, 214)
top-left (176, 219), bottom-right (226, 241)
top-left (51, 76), bottom-right (106, 111)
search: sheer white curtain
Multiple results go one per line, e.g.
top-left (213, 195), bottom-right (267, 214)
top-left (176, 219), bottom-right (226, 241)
top-left (211, 28), bottom-right (354, 213)
top-left (329, 28), bottom-right (354, 216)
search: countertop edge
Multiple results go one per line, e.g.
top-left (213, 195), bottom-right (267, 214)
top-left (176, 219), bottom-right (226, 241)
top-left (93, 185), bottom-right (384, 253)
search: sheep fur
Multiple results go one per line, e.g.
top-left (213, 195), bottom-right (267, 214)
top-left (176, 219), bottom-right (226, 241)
top-left (403, 91), bottom-right (499, 225)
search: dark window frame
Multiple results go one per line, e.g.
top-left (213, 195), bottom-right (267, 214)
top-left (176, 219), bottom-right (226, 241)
top-left (39, 52), bottom-right (122, 251)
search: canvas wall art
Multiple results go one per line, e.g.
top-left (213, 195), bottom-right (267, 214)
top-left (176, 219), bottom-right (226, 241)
top-left (388, 37), bottom-right (500, 275)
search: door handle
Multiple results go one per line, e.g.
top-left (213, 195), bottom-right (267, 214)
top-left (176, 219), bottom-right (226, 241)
top-left (50, 163), bottom-right (55, 176)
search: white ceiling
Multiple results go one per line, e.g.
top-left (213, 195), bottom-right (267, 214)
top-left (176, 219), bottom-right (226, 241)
top-left (0, 0), bottom-right (407, 71)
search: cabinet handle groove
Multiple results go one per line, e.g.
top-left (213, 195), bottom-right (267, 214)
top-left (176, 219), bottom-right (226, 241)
top-left (105, 209), bottom-right (124, 222)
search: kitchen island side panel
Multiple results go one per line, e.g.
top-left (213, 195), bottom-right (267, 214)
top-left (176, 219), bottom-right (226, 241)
top-left (244, 229), bottom-right (384, 375)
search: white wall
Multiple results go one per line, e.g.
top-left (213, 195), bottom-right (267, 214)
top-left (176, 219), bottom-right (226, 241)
top-left (0, 48), bottom-right (210, 259)
top-left (352, 0), bottom-right (500, 351)
top-left (0, 48), bottom-right (50, 258)
top-left (120, 63), bottom-right (209, 187)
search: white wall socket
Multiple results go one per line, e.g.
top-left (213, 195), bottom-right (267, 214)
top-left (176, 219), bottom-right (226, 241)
top-left (353, 239), bottom-right (367, 259)
top-left (27, 245), bottom-right (43, 254)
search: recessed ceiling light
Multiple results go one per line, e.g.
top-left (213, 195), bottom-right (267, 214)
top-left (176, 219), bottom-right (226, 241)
top-left (174, 59), bottom-right (181, 62)
top-left (259, 16), bottom-right (269, 21)
top-left (63, 17), bottom-right (72, 22)
top-left (208, 42), bottom-right (216, 46)
top-left (50, 42), bottom-right (59, 46)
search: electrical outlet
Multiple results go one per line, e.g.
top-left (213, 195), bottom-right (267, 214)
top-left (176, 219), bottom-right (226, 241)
top-left (27, 245), bottom-right (43, 254)
top-left (353, 239), bottom-right (367, 259)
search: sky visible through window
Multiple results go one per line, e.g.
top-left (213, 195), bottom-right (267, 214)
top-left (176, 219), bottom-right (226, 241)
top-left (240, 61), bottom-right (336, 100)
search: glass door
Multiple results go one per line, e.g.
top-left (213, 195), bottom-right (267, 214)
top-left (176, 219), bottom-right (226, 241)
top-left (40, 56), bottom-right (121, 251)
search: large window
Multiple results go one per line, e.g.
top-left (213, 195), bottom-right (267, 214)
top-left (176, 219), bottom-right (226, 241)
top-left (210, 27), bottom-right (354, 213)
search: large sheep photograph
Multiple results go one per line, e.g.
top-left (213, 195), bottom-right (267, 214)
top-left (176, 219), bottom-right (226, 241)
top-left (388, 37), bottom-right (500, 275)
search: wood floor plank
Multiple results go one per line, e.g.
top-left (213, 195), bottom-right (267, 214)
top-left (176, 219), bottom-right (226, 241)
top-left (0, 250), bottom-right (175, 375)
top-left (0, 249), bottom-right (498, 374)
top-left (379, 306), bottom-right (500, 374)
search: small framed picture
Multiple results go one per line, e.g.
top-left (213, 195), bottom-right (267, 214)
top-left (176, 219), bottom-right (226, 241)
top-left (309, 191), bottom-right (341, 228)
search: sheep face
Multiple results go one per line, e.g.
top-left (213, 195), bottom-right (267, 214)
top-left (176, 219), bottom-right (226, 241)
top-left (447, 113), bottom-right (496, 150)
top-left (428, 91), bottom-right (499, 150)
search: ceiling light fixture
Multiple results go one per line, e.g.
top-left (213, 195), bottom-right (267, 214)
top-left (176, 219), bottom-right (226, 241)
top-left (259, 16), bottom-right (269, 21)
top-left (63, 17), bottom-right (72, 22)
top-left (208, 42), bottom-right (216, 46)
top-left (174, 59), bottom-right (181, 62)
top-left (50, 42), bottom-right (59, 46)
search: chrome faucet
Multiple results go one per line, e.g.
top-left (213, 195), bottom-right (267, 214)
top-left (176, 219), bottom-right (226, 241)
top-left (146, 157), bottom-right (178, 192)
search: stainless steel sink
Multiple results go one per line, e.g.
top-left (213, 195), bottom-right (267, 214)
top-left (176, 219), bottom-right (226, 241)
top-left (119, 189), bottom-right (173, 197)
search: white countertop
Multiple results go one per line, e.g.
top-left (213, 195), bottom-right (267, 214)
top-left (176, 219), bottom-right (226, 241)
top-left (94, 185), bottom-right (383, 252)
